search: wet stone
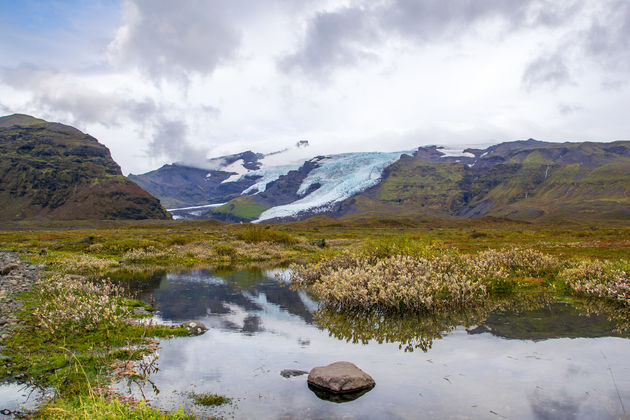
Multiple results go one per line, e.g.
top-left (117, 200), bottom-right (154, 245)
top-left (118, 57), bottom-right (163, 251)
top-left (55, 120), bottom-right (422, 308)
top-left (307, 361), bottom-right (375, 394)
top-left (182, 321), bottom-right (208, 336)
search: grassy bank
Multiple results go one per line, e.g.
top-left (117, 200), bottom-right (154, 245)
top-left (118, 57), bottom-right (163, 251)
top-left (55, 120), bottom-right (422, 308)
top-left (0, 271), bottom-right (192, 418)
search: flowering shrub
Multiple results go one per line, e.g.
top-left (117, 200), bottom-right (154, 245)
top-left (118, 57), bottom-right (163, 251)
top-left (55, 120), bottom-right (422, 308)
top-left (52, 254), bottom-right (118, 274)
top-left (33, 275), bottom-right (129, 334)
top-left (559, 260), bottom-right (630, 305)
top-left (291, 247), bottom-right (566, 312)
top-left (475, 248), bottom-right (560, 276)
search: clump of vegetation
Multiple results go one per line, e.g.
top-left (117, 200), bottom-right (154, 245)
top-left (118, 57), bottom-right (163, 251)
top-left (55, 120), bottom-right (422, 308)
top-left (236, 225), bottom-right (297, 245)
top-left (189, 392), bottom-right (232, 406)
top-left (33, 275), bottom-right (128, 334)
top-left (214, 244), bottom-right (236, 257)
top-left (291, 246), bottom-right (562, 312)
top-left (560, 259), bottom-right (629, 305)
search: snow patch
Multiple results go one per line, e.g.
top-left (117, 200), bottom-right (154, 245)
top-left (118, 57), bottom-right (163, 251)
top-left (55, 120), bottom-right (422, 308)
top-left (438, 147), bottom-right (475, 158)
top-left (221, 159), bottom-right (248, 183)
top-left (241, 165), bottom-right (301, 194)
top-left (255, 151), bottom-right (406, 222)
top-left (167, 203), bottom-right (226, 212)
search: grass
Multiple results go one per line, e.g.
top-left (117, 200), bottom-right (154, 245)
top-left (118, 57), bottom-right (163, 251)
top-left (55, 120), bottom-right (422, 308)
top-left (1, 218), bottom-right (630, 416)
top-left (37, 395), bottom-right (195, 419)
top-left (189, 392), bottom-right (232, 407)
top-left (211, 196), bottom-right (269, 220)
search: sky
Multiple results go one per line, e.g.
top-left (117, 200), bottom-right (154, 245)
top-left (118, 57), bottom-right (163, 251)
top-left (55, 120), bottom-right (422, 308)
top-left (1, 0), bottom-right (629, 175)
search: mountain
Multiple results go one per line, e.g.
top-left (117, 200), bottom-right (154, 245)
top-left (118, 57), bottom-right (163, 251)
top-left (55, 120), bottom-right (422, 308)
top-left (0, 114), bottom-right (170, 220)
top-left (336, 140), bottom-right (630, 223)
top-left (132, 139), bottom-right (630, 224)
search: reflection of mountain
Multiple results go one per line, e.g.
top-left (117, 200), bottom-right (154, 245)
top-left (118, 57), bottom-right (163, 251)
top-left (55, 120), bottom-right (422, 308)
top-left (469, 302), bottom-right (626, 340)
top-left (140, 269), bottom-right (315, 326)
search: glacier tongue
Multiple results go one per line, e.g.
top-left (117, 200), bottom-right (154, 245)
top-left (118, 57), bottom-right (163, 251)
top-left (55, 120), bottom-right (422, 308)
top-left (255, 151), bottom-right (407, 222)
top-left (241, 164), bottom-right (302, 194)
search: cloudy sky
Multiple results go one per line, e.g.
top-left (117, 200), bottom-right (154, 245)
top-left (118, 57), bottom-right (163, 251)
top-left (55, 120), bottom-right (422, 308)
top-left (1, 0), bottom-right (629, 174)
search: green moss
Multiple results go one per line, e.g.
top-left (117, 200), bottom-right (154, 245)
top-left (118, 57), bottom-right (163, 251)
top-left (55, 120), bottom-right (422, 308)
top-left (189, 392), bottom-right (232, 406)
top-left (236, 225), bottom-right (297, 244)
top-left (212, 196), bottom-right (269, 220)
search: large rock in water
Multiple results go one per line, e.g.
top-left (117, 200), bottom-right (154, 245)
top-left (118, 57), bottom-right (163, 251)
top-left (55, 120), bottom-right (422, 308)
top-left (307, 361), bottom-right (375, 394)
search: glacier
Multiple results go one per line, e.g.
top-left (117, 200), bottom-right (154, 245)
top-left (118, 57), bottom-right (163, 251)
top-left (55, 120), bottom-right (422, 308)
top-left (241, 164), bottom-right (302, 194)
top-left (255, 151), bottom-right (408, 222)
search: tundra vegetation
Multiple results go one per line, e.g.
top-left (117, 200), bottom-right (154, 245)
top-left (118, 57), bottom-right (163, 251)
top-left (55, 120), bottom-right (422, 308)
top-left (0, 218), bottom-right (629, 418)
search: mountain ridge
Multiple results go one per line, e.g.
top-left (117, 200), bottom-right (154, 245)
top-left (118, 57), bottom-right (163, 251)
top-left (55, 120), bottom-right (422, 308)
top-left (131, 138), bottom-right (630, 224)
top-left (0, 114), bottom-right (170, 221)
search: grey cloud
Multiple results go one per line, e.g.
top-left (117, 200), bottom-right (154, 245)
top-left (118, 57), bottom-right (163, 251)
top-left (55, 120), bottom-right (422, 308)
top-left (147, 118), bottom-right (209, 169)
top-left (523, 0), bottom-right (630, 91)
top-left (0, 65), bottom-right (220, 167)
top-left (109, 0), bottom-right (242, 82)
top-left (279, 0), bottom-right (583, 79)
top-left (522, 53), bottom-right (572, 91)
top-left (201, 105), bottom-right (221, 119)
top-left (0, 66), bottom-right (158, 127)
top-left (581, 0), bottom-right (630, 70)
top-left (279, 7), bottom-right (379, 78)
top-left (378, 0), bottom-right (530, 41)
top-left (557, 103), bottom-right (582, 116)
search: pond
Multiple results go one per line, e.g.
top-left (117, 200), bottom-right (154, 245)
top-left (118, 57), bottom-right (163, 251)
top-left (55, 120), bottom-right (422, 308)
top-left (120, 268), bottom-right (630, 419)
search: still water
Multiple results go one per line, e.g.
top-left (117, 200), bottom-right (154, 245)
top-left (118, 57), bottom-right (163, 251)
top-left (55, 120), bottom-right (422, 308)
top-left (122, 268), bottom-right (629, 419)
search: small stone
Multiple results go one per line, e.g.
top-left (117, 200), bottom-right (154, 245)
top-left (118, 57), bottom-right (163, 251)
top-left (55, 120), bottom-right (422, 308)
top-left (0, 264), bottom-right (18, 276)
top-left (307, 362), bottom-right (375, 394)
top-left (182, 320), bottom-right (208, 336)
top-left (133, 307), bottom-right (152, 316)
top-left (310, 239), bottom-right (326, 248)
top-left (281, 369), bottom-right (308, 378)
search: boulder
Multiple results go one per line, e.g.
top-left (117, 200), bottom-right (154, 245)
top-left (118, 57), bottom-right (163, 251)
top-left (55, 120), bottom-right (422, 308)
top-left (182, 320), bottom-right (208, 336)
top-left (307, 361), bottom-right (375, 394)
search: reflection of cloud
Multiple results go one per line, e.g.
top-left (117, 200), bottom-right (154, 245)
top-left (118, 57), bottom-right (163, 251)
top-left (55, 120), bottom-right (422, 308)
top-left (528, 389), bottom-right (581, 420)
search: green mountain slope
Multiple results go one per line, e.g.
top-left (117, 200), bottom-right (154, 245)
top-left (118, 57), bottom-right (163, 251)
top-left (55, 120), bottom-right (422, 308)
top-left (0, 114), bottom-right (170, 220)
top-left (338, 140), bottom-right (630, 223)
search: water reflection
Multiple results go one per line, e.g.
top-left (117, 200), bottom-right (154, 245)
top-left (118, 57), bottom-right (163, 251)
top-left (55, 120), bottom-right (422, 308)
top-left (308, 383), bottom-right (374, 403)
top-left (121, 268), bottom-right (630, 419)
top-left (316, 294), bottom-right (629, 352)
top-left (137, 268), bottom-right (315, 326)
